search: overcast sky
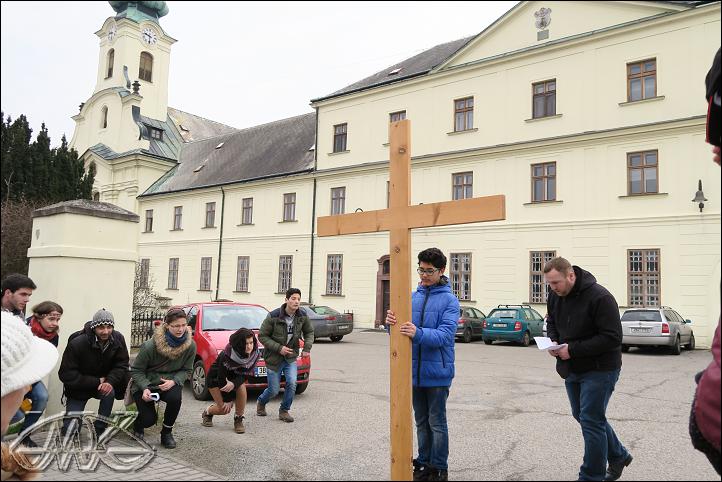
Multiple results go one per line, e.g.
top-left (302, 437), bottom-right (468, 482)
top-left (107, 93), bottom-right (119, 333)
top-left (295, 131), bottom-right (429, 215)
top-left (1, 1), bottom-right (517, 147)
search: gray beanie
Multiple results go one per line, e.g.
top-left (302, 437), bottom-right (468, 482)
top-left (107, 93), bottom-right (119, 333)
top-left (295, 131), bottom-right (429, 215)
top-left (90, 308), bottom-right (115, 329)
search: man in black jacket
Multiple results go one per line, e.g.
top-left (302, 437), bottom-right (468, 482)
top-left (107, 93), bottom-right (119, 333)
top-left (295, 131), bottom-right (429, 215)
top-left (544, 257), bottom-right (632, 481)
top-left (58, 308), bottom-right (129, 436)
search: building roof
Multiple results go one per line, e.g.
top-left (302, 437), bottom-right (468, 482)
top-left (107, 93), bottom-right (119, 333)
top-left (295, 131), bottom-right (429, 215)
top-left (167, 107), bottom-right (238, 143)
top-left (140, 112), bottom-right (316, 196)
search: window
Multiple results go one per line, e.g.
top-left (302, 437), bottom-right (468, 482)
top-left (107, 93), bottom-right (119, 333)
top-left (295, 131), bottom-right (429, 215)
top-left (149, 127), bottom-right (163, 141)
top-left (101, 106), bottom-right (108, 129)
top-left (205, 202), bottom-right (216, 228)
top-left (454, 97), bottom-right (474, 132)
top-left (140, 258), bottom-right (150, 288)
top-left (390, 111), bottom-right (406, 123)
top-left (532, 79), bottom-right (556, 118)
top-left (200, 257), bottom-right (212, 291)
top-left (139, 51), bottom-right (153, 82)
top-left (106, 49), bottom-right (114, 78)
top-left (627, 150), bottom-right (658, 195)
top-left (450, 253), bottom-right (472, 301)
top-left (331, 187), bottom-right (346, 215)
top-left (627, 58), bottom-right (656, 101)
top-left (452, 172), bottom-right (473, 200)
top-left (93, 192), bottom-right (100, 202)
top-left (236, 256), bottom-right (249, 292)
top-left (333, 123), bottom-right (347, 153)
top-left (168, 258), bottom-right (179, 289)
top-left (173, 206), bottom-right (182, 230)
top-left (241, 198), bottom-right (253, 225)
top-left (144, 209), bottom-right (153, 232)
top-left (278, 255), bottom-right (293, 293)
top-left (628, 249), bottom-right (660, 307)
top-left (531, 162), bottom-right (556, 202)
top-left (530, 251), bottom-right (556, 303)
top-left (283, 193), bottom-right (296, 221)
top-left (326, 254), bottom-right (343, 295)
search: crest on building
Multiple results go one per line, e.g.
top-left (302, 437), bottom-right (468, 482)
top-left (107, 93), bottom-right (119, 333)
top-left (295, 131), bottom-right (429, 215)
top-left (534, 7), bottom-right (552, 30)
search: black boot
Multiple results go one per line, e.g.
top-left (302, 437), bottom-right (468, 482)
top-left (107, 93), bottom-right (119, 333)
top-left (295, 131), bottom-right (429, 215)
top-left (413, 459), bottom-right (431, 481)
top-left (428, 468), bottom-right (448, 481)
top-left (605, 454), bottom-right (633, 481)
top-left (160, 428), bottom-right (176, 449)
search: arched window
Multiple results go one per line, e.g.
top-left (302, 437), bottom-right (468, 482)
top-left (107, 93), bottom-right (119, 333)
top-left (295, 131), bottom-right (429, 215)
top-left (106, 49), bottom-right (114, 78)
top-left (93, 191), bottom-right (100, 202)
top-left (139, 52), bottom-right (153, 82)
top-left (101, 106), bottom-right (108, 129)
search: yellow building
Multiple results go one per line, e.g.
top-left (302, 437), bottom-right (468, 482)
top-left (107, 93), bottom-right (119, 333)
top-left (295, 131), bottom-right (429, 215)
top-left (71, 1), bottom-right (721, 346)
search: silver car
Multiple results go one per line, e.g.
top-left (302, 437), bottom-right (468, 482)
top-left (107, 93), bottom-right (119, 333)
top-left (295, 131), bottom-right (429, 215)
top-left (621, 307), bottom-right (695, 355)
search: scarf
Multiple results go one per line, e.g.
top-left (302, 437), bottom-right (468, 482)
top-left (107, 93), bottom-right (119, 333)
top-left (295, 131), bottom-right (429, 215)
top-left (165, 330), bottom-right (187, 348)
top-left (29, 316), bottom-right (58, 343)
top-left (222, 343), bottom-right (260, 375)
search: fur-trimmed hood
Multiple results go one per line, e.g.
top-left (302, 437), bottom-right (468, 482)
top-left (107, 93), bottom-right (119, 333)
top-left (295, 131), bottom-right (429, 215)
top-left (153, 323), bottom-right (194, 360)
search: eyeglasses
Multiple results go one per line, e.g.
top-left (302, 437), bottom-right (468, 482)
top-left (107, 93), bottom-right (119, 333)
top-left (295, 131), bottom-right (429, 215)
top-left (417, 267), bottom-right (440, 275)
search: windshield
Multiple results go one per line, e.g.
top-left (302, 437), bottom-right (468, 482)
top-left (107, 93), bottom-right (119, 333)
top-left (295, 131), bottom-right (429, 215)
top-left (621, 310), bottom-right (661, 322)
top-left (201, 305), bottom-right (268, 331)
top-left (487, 310), bottom-right (517, 319)
top-left (310, 306), bottom-right (340, 316)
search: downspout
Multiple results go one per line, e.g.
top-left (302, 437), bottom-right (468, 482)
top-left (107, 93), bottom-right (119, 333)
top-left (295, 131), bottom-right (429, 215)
top-left (309, 107), bottom-right (320, 304)
top-left (215, 186), bottom-right (226, 301)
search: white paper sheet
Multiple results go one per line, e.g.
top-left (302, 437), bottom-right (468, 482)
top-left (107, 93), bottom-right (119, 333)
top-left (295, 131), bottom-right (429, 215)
top-left (534, 336), bottom-right (568, 351)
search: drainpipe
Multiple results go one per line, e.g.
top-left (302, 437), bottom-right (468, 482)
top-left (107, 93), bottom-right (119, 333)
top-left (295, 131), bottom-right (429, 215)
top-left (215, 186), bottom-right (226, 301)
top-left (309, 107), bottom-right (320, 304)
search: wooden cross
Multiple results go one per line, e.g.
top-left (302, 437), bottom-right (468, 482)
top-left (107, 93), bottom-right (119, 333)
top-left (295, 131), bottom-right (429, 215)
top-left (317, 120), bottom-right (505, 480)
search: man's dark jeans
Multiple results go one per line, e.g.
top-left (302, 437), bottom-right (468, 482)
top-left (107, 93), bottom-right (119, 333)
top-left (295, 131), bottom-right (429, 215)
top-left (62, 388), bottom-right (116, 435)
top-left (412, 386), bottom-right (450, 471)
top-left (565, 369), bottom-right (629, 481)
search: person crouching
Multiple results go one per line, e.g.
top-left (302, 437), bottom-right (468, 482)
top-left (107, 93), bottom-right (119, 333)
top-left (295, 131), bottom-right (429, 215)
top-left (201, 327), bottom-right (260, 433)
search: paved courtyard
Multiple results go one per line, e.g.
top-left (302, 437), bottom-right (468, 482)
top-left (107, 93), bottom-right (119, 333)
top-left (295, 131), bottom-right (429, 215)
top-left (30, 330), bottom-right (720, 480)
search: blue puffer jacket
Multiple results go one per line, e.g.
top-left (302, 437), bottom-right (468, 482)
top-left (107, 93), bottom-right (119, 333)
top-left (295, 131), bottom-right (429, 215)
top-left (411, 277), bottom-right (458, 388)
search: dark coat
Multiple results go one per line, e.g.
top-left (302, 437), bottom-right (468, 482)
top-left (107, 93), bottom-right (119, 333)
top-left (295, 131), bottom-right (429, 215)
top-left (258, 304), bottom-right (314, 372)
top-left (546, 266), bottom-right (622, 377)
top-left (58, 321), bottom-right (130, 401)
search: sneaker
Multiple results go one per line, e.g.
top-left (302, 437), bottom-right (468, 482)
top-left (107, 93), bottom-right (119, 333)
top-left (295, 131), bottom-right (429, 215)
top-left (234, 415), bottom-right (245, 434)
top-left (413, 459), bottom-right (431, 481)
top-left (201, 409), bottom-right (213, 427)
top-left (278, 410), bottom-right (294, 423)
top-left (605, 454), bottom-right (633, 481)
top-left (160, 431), bottom-right (176, 449)
top-left (256, 401), bottom-right (267, 417)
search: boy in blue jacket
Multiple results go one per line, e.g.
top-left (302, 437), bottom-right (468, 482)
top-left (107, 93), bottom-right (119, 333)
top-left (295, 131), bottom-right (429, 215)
top-left (386, 247), bottom-right (458, 482)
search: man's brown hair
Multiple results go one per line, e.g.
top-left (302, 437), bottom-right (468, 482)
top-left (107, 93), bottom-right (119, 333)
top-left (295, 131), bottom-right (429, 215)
top-left (543, 256), bottom-right (572, 275)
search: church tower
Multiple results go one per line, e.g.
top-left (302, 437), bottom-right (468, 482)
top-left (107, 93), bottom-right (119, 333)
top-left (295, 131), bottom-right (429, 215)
top-left (69, 1), bottom-right (177, 212)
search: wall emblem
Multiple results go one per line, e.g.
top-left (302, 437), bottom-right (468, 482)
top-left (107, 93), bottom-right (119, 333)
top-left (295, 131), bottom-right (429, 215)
top-left (534, 7), bottom-right (552, 30)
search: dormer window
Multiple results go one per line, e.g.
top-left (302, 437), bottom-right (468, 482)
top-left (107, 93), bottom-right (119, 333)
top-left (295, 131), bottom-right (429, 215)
top-left (139, 52), bottom-right (153, 82)
top-left (106, 49), bottom-right (114, 78)
top-left (148, 126), bottom-right (163, 140)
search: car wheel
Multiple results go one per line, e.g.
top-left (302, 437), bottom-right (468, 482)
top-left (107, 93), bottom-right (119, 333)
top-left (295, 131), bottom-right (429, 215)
top-left (684, 333), bottom-right (695, 350)
top-left (521, 331), bottom-right (531, 347)
top-left (621, 344), bottom-right (630, 353)
top-left (483, 339), bottom-right (493, 345)
top-left (295, 381), bottom-right (308, 395)
top-left (330, 335), bottom-right (344, 342)
top-left (192, 360), bottom-right (210, 400)
top-left (462, 328), bottom-right (472, 343)
top-left (670, 335), bottom-right (681, 355)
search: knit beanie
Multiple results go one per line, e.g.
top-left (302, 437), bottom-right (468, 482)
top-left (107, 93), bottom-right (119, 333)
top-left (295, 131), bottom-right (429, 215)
top-left (90, 308), bottom-right (115, 329)
top-left (1, 311), bottom-right (58, 398)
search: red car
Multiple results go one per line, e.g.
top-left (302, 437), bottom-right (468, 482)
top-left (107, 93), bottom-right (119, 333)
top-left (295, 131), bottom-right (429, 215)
top-left (175, 302), bottom-right (311, 400)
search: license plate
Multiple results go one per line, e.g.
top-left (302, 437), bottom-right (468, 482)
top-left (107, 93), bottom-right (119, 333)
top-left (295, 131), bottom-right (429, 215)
top-left (630, 328), bottom-right (651, 333)
top-left (338, 325), bottom-right (349, 330)
top-left (256, 366), bottom-right (267, 376)
top-left (493, 323), bottom-right (506, 328)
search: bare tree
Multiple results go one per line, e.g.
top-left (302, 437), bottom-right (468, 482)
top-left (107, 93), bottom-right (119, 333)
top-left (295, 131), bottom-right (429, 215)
top-left (132, 262), bottom-right (163, 318)
top-left (1, 199), bottom-right (40, 279)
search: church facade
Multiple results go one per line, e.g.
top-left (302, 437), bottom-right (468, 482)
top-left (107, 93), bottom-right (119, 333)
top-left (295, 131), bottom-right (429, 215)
top-left (71, 1), bottom-right (721, 346)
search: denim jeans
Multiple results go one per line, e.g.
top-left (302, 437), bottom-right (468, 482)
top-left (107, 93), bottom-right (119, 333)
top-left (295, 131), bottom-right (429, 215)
top-left (22, 382), bottom-right (49, 431)
top-left (257, 360), bottom-right (297, 412)
top-left (565, 369), bottom-right (629, 481)
top-left (62, 388), bottom-right (116, 435)
top-left (412, 386), bottom-right (450, 471)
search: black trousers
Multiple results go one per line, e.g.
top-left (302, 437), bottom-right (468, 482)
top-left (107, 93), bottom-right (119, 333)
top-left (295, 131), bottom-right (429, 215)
top-left (132, 384), bottom-right (182, 431)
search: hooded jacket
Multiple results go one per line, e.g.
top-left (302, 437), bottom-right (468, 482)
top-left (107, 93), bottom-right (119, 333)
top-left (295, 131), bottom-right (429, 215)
top-left (546, 266), bottom-right (622, 376)
top-left (130, 323), bottom-right (196, 394)
top-left (411, 276), bottom-right (458, 388)
top-left (258, 304), bottom-right (314, 372)
top-left (58, 321), bottom-right (129, 400)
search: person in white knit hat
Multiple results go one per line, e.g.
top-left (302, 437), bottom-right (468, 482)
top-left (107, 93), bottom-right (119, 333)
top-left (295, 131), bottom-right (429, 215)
top-left (1, 311), bottom-right (58, 435)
